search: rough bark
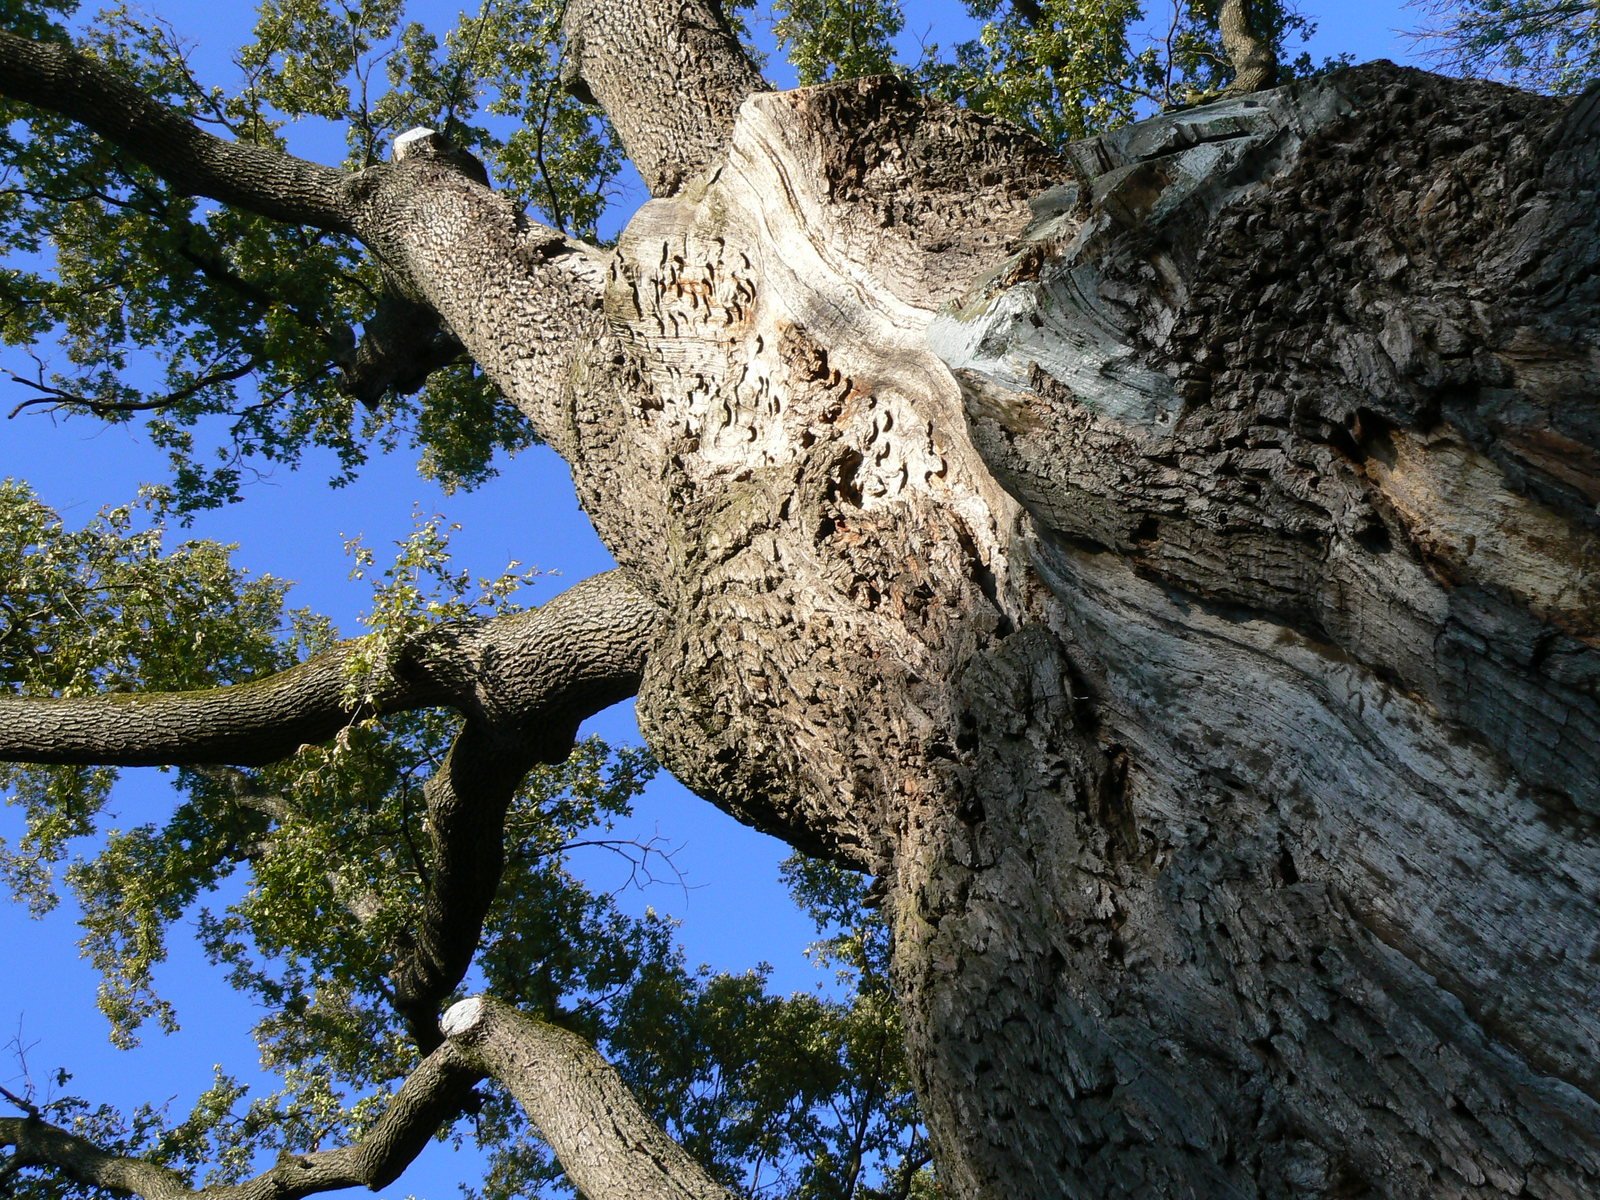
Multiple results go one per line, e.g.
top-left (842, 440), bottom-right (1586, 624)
top-left (538, 66), bottom-right (1599, 1199)
top-left (559, 0), bottom-right (768, 196)
top-left (0, 570), bottom-right (656, 767)
top-left (1219, 0), bottom-right (1279, 93)
top-left (0, 29), bottom-right (354, 233)
top-left (2, 995), bottom-right (726, 1200)
top-left (0, 570), bottom-right (659, 1053)
top-left (442, 997), bottom-right (736, 1200)
top-left (2, 9), bottom-right (1598, 1200)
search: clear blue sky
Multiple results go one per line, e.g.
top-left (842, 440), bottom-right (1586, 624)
top-left (0, 3), bottom-right (1427, 1196)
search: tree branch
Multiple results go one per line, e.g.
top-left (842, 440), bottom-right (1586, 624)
top-left (0, 28), bottom-right (609, 447)
top-left (390, 723), bottom-right (549, 1050)
top-left (443, 996), bottom-right (736, 1200)
top-left (7, 356), bottom-right (261, 419)
top-left (0, 570), bottom-right (659, 768)
top-left (1218, 0), bottom-right (1279, 93)
top-left (5, 995), bottom-right (736, 1200)
top-left (340, 289), bottom-right (465, 408)
top-left (560, 0), bottom-right (768, 195)
top-left (0, 30), bottom-right (356, 234)
top-left (0, 1043), bottom-right (484, 1200)
top-left (347, 129), bottom-right (609, 453)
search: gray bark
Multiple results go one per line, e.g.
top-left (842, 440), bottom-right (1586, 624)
top-left (442, 997), bottom-right (737, 1200)
top-left (0, 570), bottom-right (656, 768)
top-left (0, 29), bottom-right (353, 232)
top-left (1219, 0), bottom-right (1279, 93)
top-left (542, 66), bottom-right (1600, 1199)
top-left (559, 0), bottom-right (768, 196)
top-left (0, 1044), bottom-right (483, 1200)
top-left (1, 9), bottom-right (1597, 1200)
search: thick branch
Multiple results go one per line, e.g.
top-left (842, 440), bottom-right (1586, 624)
top-left (349, 133), bottom-right (608, 453)
top-left (443, 997), bottom-right (735, 1200)
top-left (0, 1044), bottom-right (483, 1200)
top-left (560, 0), bottom-right (767, 195)
top-left (5, 997), bottom-right (730, 1200)
top-left (389, 724), bottom-right (558, 1050)
top-left (0, 571), bottom-right (659, 768)
top-left (0, 30), bottom-right (355, 233)
top-left (0, 31), bottom-right (606, 447)
top-left (341, 290), bottom-right (465, 408)
top-left (1218, 0), bottom-right (1278, 92)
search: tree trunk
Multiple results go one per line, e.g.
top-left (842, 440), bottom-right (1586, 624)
top-left (3, 16), bottom-right (1598, 1196)
top-left (543, 67), bottom-right (1600, 1197)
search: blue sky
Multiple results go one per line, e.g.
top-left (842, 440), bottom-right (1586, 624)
top-left (0, 3), bottom-right (1429, 1196)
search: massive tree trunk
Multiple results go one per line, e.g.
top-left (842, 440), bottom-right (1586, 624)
top-left (2, 8), bottom-right (1597, 1197)
top-left (550, 63), bottom-right (1600, 1197)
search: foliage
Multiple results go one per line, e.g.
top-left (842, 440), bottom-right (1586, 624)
top-left (772, 0), bottom-right (905, 83)
top-left (0, 479), bottom-right (297, 922)
top-left (585, 857), bottom-right (930, 1200)
top-left (946, 0), bottom-right (1317, 140)
top-left (10, 1), bottom-right (1591, 1197)
top-left (0, 0), bottom-right (617, 514)
top-left (768, 0), bottom-right (1317, 143)
top-left (0, 481), bottom-right (925, 1198)
top-left (1409, 0), bottom-right (1599, 93)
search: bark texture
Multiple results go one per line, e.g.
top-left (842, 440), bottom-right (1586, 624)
top-left (443, 997), bottom-right (736, 1200)
top-left (532, 67), bottom-right (1598, 1198)
top-left (0, 570), bottom-right (656, 768)
top-left (1219, 0), bottom-right (1279, 93)
top-left (2, 11), bottom-right (1598, 1199)
top-left (0, 29), bottom-right (354, 232)
top-left (0, 1046), bottom-right (483, 1200)
top-left (560, 0), bottom-right (767, 197)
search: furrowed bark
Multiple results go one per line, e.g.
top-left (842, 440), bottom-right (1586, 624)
top-left (1219, 0), bottom-right (1278, 92)
top-left (5, 7), bottom-right (1599, 1196)
top-left (442, 996), bottom-right (736, 1200)
top-left (390, 572), bottom-right (661, 1047)
top-left (3, 993), bottom-right (727, 1200)
top-left (0, 44), bottom-right (606, 436)
top-left (0, 1044), bottom-right (483, 1200)
top-left (347, 132), bottom-right (609, 453)
top-left (532, 64), bottom-right (1600, 1197)
top-left (560, 0), bottom-right (767, 196)
top-left (0, 570), bottom-right (656, 767)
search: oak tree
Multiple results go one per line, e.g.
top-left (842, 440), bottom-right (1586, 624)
top-left (1, 0), bottom-right (1598, 1196)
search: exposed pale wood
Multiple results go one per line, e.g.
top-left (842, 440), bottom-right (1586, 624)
top-left (1, 12), bottom-right (1597, 1196)
top-left (544, 66), bottom-right (1600, 1197)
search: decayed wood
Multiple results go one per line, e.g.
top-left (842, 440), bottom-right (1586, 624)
top-left (1, 7), bottom-right (1597, 1195)
top-left (546, 66), bottom-right (1599, 1197)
